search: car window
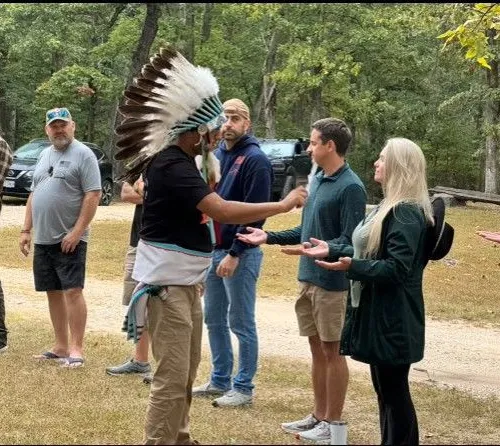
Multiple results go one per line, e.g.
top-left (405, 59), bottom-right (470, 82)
top-left (259, 142), bottom-right (295, 158)
top-left (91, 148), bottom-right (104, 161)
top-left (13, 141), bottom-right (51, 160)
top-left (82, 143), bottom-right (104, 161)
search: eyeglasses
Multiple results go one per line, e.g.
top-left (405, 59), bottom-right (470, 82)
top-left (48, 166), bottom-right (54, 176)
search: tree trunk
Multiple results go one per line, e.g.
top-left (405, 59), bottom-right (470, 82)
top-left (201, 3), bottom-right (213, 43)
top-left (252, 78), bottom-right (264, 125)
top-left (262, 30), bottom-right (279, 138)
top-left (177, 3), bottom-right (195, 62)
top-left (484, 31), bottom-right (499, 194)
top-left (310, 67), bottom-right (326, 125)
top-left (185, 4), bottom-right (195, 63)
top-left (9, 110), bottom-right (16, 149)
top-left (264, 80), bottom-right (276, 138)
top-left (476, 104), bottom-right (485, 191)
top-left (109, 3), bottom-right (162, 177)
top-left (107, 4), bottom-right (127, 31)
top-left (125, 4), bottom-right (161, 92)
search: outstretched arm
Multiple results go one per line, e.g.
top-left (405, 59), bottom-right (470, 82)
top-left (197, 186), bottom-right (307, 225)
top-left (476, 231), bottom-right (500, 244)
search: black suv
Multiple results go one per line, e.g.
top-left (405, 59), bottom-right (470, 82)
top-left (259, 138), bottom-right (312, 200)
top-left (3, 138), bottom-right (114, 206)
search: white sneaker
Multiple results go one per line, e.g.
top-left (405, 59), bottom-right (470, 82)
top-left (212, 389), bottom-right (252, 407)
top-left (192, 381), bottom-right (226, 397)
top-left (296, 420), bottom-right (331, 442)
top-left (281, 413), bottom-right (320, 434)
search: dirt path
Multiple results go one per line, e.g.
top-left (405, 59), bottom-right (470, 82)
top-left (2, 203), bottom-right (500, 400)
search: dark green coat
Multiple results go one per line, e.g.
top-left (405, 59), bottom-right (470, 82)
top-left (339, 203), bottom-right (428, 365)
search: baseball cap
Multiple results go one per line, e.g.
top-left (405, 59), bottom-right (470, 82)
top-left (46, 107), bottom-right (72, 125)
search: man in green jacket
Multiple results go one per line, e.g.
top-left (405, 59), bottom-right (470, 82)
top-left (237, 117), bottom-right (366, 443)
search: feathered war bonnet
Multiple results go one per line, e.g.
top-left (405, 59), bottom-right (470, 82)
top-left (114, 46), bottom-right (226, 183)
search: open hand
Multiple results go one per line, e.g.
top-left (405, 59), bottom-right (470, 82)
top-left (235, 227), bottom-right (267, 246)
top-left (281, 238), bottom-right (329, 258)
top-left (315, 256), bottom-right (352, 271)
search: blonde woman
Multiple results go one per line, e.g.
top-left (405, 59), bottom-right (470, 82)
top-left (298, 137), bottom-right (433, 445)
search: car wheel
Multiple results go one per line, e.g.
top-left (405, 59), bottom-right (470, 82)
top-left (280, 176), bottom-right (296, 200)
top-left (100, 179), bottom-right (114, 206)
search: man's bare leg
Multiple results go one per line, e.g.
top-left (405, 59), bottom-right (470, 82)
top-left (322, 340), bottom-right (349, 421)
top-left (135, 330), bottom-right (150, 363)
top-left (64, 287), bottom-right (87, 358)
top-left (309, 335), bottom-right (327, 419)
top-left (46, 290), bottom-right (69, 357)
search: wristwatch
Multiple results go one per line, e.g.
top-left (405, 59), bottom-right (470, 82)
top-left (228, 249), bottom-right (238, 258)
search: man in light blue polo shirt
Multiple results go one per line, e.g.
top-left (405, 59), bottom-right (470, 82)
top-left (19, 107), bottom-right (102, 368)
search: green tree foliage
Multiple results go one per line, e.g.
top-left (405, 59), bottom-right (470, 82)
top-left (0, 3), bottom-right (491, 198)
top-left (438, 3), bottom-right (500, 193)
top-left (35, 65), bottom-right (117, 143)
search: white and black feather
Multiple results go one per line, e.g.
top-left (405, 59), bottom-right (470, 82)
top-left (114, 46), bottom-right (223, 181)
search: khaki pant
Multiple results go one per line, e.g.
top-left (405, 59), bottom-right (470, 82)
top-left (122, 246), bottom-right (138, 306)
top-left (144, 285), bottom-right (203, 445)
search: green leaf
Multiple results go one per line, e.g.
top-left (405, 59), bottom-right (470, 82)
top-left (437, 29), bottom-right (455, 40)
top-left (465, 47), bottom-right (477, 59)
top-left (477, 56), bottom-right (491, 69)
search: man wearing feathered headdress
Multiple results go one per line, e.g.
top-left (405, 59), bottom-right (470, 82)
top-left (114, 46), bottom-right (308, 444)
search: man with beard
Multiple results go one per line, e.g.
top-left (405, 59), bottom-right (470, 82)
top-left (192, 98), bottom-right (273, 407)
top-left (19, 107), bottom-right (102, 368)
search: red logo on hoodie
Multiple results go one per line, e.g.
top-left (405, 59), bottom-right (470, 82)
top-left (230, 155), bottom-right (246, 176)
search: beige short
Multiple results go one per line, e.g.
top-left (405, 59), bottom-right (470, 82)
top-left (295, 282), bottom-right (348, 342)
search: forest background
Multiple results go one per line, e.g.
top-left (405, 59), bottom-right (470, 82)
top-left (0, 2), bottom-right (498, 201)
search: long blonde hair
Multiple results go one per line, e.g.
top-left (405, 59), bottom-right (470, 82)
top-left (365, 137), bottom-right (434, 257)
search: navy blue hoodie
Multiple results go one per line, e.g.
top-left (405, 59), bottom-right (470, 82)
top-left (213, 134), bottom-right (274, 255)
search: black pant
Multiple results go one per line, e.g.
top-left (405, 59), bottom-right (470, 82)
top-left (370, 363), bottom-right (419, 445)
top-left (0, 280), bottom-right (7, 346)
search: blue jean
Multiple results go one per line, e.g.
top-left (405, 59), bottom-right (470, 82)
top-left (203, 248), bottom-right (263, 395)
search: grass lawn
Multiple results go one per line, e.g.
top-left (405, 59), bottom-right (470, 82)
top-left (1, 314), bottom-right (500, 445)
top-left (0, 203), bottom-right (500, 444)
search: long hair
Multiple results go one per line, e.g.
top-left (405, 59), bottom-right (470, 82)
top-left (365, 137), bottom-right (434, 257)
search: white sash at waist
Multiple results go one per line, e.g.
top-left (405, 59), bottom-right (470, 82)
top-left (132, 239), bottom-right (212, 286)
